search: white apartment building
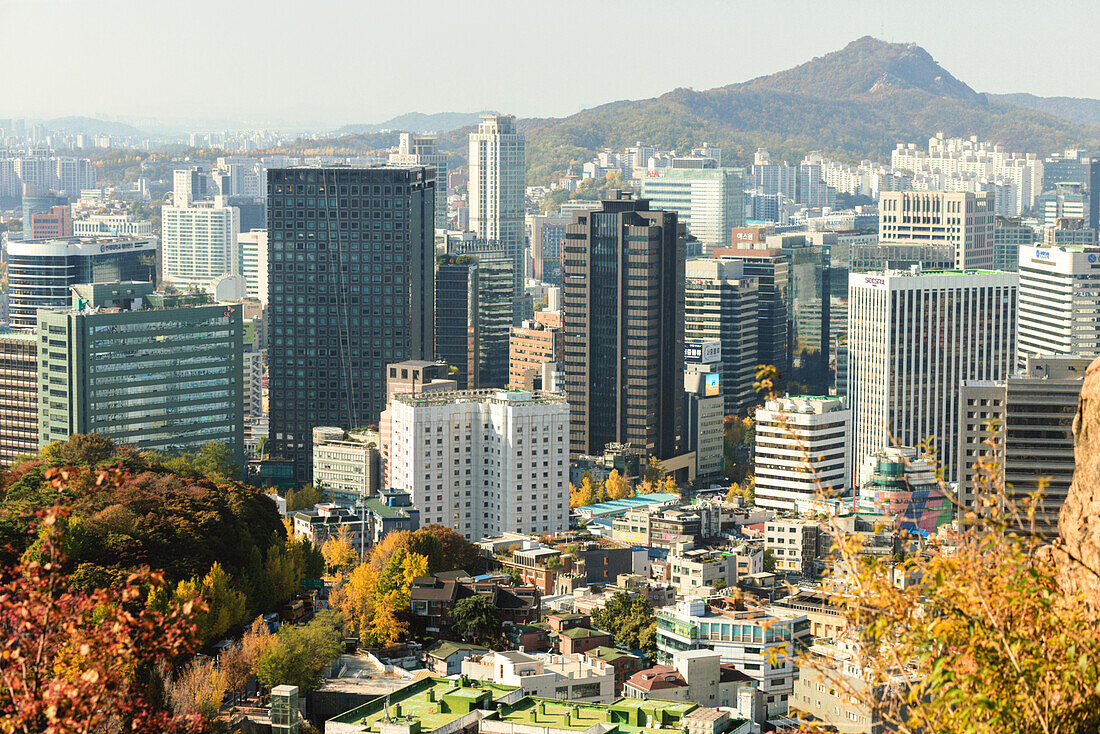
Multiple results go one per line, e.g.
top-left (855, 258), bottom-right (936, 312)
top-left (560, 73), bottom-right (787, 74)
top-left (462, 651), bottom-right (615, 703)
top-left (388, 389), bottom-right (569, 540)
top-left (161, 199), bottom-right (240, 290)
top-left (244, 349), bottom-right (264, 419)
top-left (668, 549), bottom-right (739, 596)
top-left (878, 190), bottom-right (995, 269)
top-left (1016, 244), bottom-right (1100, 365)
top-left (754, 396), bottom-right (850, 512)
top-left (390, 133), bottom-right (449, 230)
top-left (640, 167), bottom-right (745, 249)
top-left (848, 270), bottom-right (1018, 485)
top-left (238, 229), bottom-right (269, 305)
top-left (72, 214), bottom-right (154, 238)
top-left (891, 135), bottom-right (1042, 214)
top-left (469, 115), bottom-right (526, 319)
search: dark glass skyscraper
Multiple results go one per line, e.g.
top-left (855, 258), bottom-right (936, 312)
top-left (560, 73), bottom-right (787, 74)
top-left (562, 192), bottom-right (685, 459)
top-left (434, 256), bottom-right (479, 389)
top-left (267, 167), bottom-right (435, 482)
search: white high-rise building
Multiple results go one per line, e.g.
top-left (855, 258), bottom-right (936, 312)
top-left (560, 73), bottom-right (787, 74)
top-left (848, 270), bottom-right (1017, 485)
top-left (238, 229), bottom-right (269, 305)
top-left (1016, 244), bottom-right (1100, 365)
top-left (389, 389), bottom-right (568, 540)
top-left (879, 190), bottom-right (995, 269)
top-left (754, 395), bottom-right (850, 512)
top-left (639, 167), bottom-right (745, 249)
top-left (389, 133), bottom-right (449, 230)
top-left (469, 115), bottom-right (526, 321)
top-left (161, 199), bottom-right (240, 290)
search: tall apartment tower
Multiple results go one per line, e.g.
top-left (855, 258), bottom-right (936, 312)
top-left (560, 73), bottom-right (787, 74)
top-left (0, 331), bottom-right (39, 464)
top-left (1016, 243), bottom-right (1100, 366)
top-left (878, 191), bottom-right (995, 270)
top-left (266, 167), bottom-right (436, 483)
top-left (389, 133), bottom-right (449, 230)
top-left (37, 283), bottom-right (244, 458)
top-left (389, 390), bottom-right (569, 540)
top-left (162, 194), bottom-right (241, 291)
top-left (684, 258), bottom-right (759, 415)
top-left (562, 192), bottom-right (685, 459)
top-left (754, 395), bottom-right (850, 512)
top-left (848, 270), bottom-right (1017, 485)
top-left (468, 115), bottom-right (526, 323)
top-left (958, 354), bottom-right (1089, 536)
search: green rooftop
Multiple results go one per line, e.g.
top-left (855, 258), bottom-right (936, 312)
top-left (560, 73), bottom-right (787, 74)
top-left (559, 626), bottom-right (609, 639)
top-left (589, 646), bottom-right (645, 662)
top-left (328, 677), bottom-right (517, 731)
top-left (487, 697), bottom-right (700, 734)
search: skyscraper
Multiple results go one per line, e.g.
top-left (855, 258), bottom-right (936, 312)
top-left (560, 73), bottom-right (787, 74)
top-left (444, 239), bottom-right (514, 388)
top-left (878, 191), bottom-right (995, 270)
top-left (0, 330), bottom-right (39, 465)
top-left (162, 193), bottom-right (240, 291)
top-left (848, 270), bottom-right (1017, 485)
top-left (562, 192), bottom-right (685, 459)
top-left (1016, 243), bottom-right (1100, 365)
top-left (267, 166), bottom-right (436, 482)
top-left (389, 133), bottom-right (449, 230)
top-left (684, 258), bottom-right (759, 415)
top-left (714, 248), bottom-right (789, 377)
top-left (468, 114), bottom-right (526, 323)
top-left (434, 255), bottom-right (479, 389)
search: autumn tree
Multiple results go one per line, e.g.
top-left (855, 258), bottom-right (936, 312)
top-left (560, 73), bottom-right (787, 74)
top-left (167, 657), bottom-right (226, 722)
top-left (256, 610), bottom-right (345, 694)
top-left (322, 525), bottom-right (360, 573)
top-left (166, 561), bottom-right (247, 643)
top-left (642, 456), bottom-right (664, 485)
top-left (220, 616), bottom-right (275, 704)
top-left (605, 469), bottom-right (631, 501)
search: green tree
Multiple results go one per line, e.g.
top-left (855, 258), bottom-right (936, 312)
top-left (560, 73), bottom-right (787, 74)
top-left (449, 594), bottom-right (503, 647)
top-left (256, 610), bottom-right (344, 693)
top-left (591, 592), bottom-right (657, 656)
top-left (172, 561), bottom-right (247, 642)
top-left (643, 456), bottom-right (664, 485)
top-left (762, 548), bottom-right (777, 573)
top-left (286, 483), bottom-right (327, 511)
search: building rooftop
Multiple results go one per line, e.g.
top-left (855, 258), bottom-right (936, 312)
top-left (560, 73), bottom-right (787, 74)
top-left (576, 494), bottom-right (680, 517)
top-left (328, 677), bottom-right (516, 730)
top-left (393, 389), bottom-right (568, 408)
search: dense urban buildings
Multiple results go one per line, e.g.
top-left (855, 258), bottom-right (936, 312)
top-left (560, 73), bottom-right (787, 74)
top-left (311, 426), bottom-right (381, 505)
top-left (528, 213), bottom-right (570, 286)
top-left (266, 166), bottom-right (436, 482)
top-left (562, 192), bottom-right (685, 460)
top-left (468, 114), bottom-right (526, 322)
top-left (509, 308), bottom-right (563, 392)
top-left (754, 396), bottom-right (850, 512)
top-left (684, 259), bottom-right (759, 415)
top-left (958, 354), bottom-right (1090, 536)
top-left (639, 166), bottom-right (745, 250)
top-left (36, 282), bottom-right (244, 458)
top-left (857, 446), bottom-right (949, 532)
top-left (161, 173), bottom-right (240, 290)
top-left (1016, 243), bottom-right (1100, 365)
top-left (711, 247), bottom-right (789, 377)
top-left (848, 270), bottom-right (1017, 485)
top-left (6, 236), bottom-right (158, 330)
top-left (389, 133), bottom-right (449, 230)
top-left (388, 389), bottom-right (569, 540)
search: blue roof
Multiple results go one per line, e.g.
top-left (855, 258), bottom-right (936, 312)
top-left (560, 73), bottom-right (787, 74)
top-left (578, 493), bottom-right (680, 517)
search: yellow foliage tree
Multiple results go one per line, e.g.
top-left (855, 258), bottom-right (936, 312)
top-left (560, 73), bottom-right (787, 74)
top-left (726, 482), bottom-right (742, 503)
top-left (605, 469), bottom-right (631, 500)
top-left (322, 525), bottom-right (360, 574)
top-left (662, 476), bottom-right (679, 495)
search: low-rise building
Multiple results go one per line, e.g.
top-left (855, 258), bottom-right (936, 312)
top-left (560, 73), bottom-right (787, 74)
top-left (668, 549), bottom-right (739, 597)
top-left (411, 576), bottom-right (541, 634)
top-left (654, 597), bottom-right (809, 716)
top-left (312, 427), bottom-right (381, 504)
top-left (425, 641), bottom-right (492, 676)
top-left (462, 650), bottom-right (615, 702)
top-left (581, 646), bottom-right (650, 695)
top-left (624, 649), bottom-right (753, 709)
top-left (291, 504), bottom-right (369, 550)
top-left (764, 517), bottom-right (822, 577)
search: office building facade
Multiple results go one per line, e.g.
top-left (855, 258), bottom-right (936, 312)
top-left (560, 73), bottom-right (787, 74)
top-left (529, 213), bottom-right (570, 286)
top-left (37, 283), bottom-right (244, 457)
top-left (563, 193), bottom-right (685, 459)
top-left (713, 248), bottom-right (789, 377)
top-left (0, 331), bottom-right (39, 464)
top-left (754, 396), bottom-right (850, 512)
top-left (1016, 244), bottom-right (1100, 365)
top-left (6, 236), bottom-right (158, 330)
top-left (444, 240), bottom-right (514, 388)
top-left (639, 167), bottom-right (745, 250)
top-left (434, 257), bottom-right (480, 389)
top-left (684, 259), bottom-right (759, 415)
top-left (161, 199), bottom-right (241, 290)
top-left (958, 354), bottom-right (1089, 536)
top-left (238, 229), bottom-right (270, 305)
top-left (266, 166), bottom-right (436, 482)
top-left (389, 389), bottom-right (569, 540)
top-left (848, 270), bottom-right (1017, 485)
top-left (878, 191), bottom-right (994, 270)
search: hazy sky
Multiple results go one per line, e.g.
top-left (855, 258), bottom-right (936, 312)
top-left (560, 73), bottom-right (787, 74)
top-left (5, 0), bottom-right (1100, 129)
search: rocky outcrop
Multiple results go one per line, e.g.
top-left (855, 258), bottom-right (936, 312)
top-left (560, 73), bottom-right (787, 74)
top-left (1057, 355), bottom-right (1100, 605)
